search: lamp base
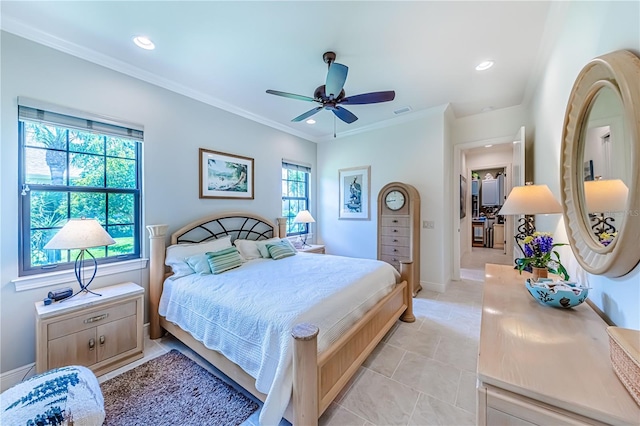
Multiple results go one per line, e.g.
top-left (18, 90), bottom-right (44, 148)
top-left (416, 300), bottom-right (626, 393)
top-left (62, 249), bottom-right (102, 302)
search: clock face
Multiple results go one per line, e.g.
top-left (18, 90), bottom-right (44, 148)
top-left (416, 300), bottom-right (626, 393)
top-left (385, 190), bottom-right (405, 211)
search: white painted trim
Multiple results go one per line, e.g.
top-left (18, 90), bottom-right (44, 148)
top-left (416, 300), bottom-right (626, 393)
top-left (421, 279), bottom-right (447, 293)
top-left (12, 258), bottom-right (148, 292)
top-left (1, 363), bottom-right (36, 392)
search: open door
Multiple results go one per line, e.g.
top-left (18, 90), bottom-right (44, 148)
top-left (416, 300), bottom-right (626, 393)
top-left (510, 126), bottom-right (525, 264)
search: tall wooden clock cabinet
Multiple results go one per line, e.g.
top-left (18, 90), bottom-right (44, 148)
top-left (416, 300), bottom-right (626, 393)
top-left (377, 182), bottom-right (421, 296)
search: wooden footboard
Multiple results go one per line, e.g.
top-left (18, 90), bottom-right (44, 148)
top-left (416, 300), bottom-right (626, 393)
top-left (147, 216), bottom-right (414, 425)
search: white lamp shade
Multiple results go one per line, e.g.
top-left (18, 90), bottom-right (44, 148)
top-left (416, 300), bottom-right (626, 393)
top-left (584, 179), bottom-right (629, 213)
top-left (293, 210), bottom-right (315, 224)
top-left (498, 184), bottom-right (563, 215)
top-left (44, 218), bottom-right (116, 250)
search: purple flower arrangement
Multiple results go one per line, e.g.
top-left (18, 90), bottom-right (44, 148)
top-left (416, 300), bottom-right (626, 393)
top-left (518, 232), bottom-right (569, 280)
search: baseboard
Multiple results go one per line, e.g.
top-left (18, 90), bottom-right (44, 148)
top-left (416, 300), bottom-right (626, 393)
top-left (1, 363), bottom-right (36, 392)
top-left (1, 322), bottom-right (152, 392)
top-left (421, 280), bottom-right (447, 293)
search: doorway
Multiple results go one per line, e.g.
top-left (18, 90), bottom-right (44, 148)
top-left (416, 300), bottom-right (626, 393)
top-left (453, 128), bottom-right (524, 281)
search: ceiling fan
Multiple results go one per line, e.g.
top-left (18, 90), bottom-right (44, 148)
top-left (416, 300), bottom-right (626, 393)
top-left (266, 51), bottom-right (396, 125)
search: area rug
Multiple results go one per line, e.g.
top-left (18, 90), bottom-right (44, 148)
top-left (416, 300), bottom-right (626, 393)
top-left (100, 349), bottom-right (259, 426)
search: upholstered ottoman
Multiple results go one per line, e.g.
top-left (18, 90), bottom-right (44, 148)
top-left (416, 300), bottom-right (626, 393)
top-left (1, 365), bottom-right (105, 426)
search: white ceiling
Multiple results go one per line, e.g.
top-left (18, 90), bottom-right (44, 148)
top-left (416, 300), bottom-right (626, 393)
top-left (1, 1), bottom-right (565, 142)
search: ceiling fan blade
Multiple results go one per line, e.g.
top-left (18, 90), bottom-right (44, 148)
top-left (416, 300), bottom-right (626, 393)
top-left (291, 106), bottom-right (323, 122)
top-left (325, 63), bottom-right (348, 99)
top-left (266, 89), bottom-right (317, 102)
top-left (341, 91), bottom-right (396, 105)
top-left (332, 106), bottom-right (358, 124)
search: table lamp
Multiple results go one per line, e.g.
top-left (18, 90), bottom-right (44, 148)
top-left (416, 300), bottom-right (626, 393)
top-left (583, 178), bottom-right (629, 237)
top-left (44, 218), bottom-right (116, 299)
top-left (293, 210), bottom-right (315, 248)
top-left (498, 183), bottom-right (562, 260)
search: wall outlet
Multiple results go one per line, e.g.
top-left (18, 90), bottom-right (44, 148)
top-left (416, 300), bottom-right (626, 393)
top-left (423, 220), bottom-right (435, 229)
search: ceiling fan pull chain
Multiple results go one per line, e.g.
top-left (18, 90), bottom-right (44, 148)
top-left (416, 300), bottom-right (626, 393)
top-left (334, 115), bottom-right (337, 138)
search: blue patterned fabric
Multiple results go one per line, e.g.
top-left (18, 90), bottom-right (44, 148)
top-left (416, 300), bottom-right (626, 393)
top-left (1, 365), bottom-right (104, 426)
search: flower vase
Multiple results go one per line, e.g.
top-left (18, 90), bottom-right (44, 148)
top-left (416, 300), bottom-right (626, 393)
top-left (532, 267), bottom-right (548, 281)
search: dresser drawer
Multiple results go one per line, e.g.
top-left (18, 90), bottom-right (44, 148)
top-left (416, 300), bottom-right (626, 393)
top-left (381, 226), bottom-right (411, 238)
top-left (381, 244), bottom-right (410, 257)
top-left (381, 235), bottom-right (410, 247)
top-left (48, 300), bottom-right (137, 340)
top-left (381, 216), bottom-right (410, 227)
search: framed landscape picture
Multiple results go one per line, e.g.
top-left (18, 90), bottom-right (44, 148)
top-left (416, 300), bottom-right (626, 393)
top-left (199, 148), bottom-right (254, 199)
top-left (338, 166), bottom-right (370, 220)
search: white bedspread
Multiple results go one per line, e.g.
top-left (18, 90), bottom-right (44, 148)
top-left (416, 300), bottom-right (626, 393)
top-left (158, 253), bottom-right (399, 426)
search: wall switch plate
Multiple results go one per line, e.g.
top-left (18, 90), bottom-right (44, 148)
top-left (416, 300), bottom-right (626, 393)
top-left (423, 220), bottom-right (435, 229)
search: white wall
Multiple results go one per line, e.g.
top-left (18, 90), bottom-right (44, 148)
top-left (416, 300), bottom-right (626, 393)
top-left (317, 107), bottom-right (450, 291)
top-left (530, 1), bottom-right (640, 328)
top-left (0, 32), bottom-right (317, 374)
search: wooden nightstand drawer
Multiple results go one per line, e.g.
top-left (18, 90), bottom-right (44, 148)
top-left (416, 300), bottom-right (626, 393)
top-left (47, 300), bottom-right (136, 340)
top-left (381, 226), bottom-right (411, 238)
top-left (381, 244), bottom-right (410, 257)
top-left (381, 216), bottom-right (410, 227)
top-left (381, 235), bottom-right (410, 247)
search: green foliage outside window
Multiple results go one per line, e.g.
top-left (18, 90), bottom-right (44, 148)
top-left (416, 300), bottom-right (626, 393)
top-left (20, 120), bottom-right (141, 275)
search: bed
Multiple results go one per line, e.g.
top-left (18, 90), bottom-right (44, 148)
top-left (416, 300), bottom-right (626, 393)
top-left (147, 212), bottom-right (415, 425)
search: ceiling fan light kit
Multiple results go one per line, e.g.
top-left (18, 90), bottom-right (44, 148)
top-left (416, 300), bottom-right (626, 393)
top-left (266, 51), bottom-right (396, 127)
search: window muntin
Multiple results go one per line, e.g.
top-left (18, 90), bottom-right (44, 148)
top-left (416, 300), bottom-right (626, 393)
top-left (19, 110), bottom-right (142, 276)
top-left (281, 162), bottom-right (311, 236)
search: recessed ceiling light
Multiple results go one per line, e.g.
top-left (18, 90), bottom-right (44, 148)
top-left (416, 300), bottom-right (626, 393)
top-left (475, 60), bottom-right (494, 71)
top-left (133, 36), bottom-right (155, 50)
top-left (306, 119), bottom-right (316, 124)
top-left (485, 144), bottom-right (493, 148)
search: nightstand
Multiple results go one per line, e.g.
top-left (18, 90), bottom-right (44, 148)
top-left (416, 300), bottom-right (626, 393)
top-left (35, 282), bottom-right (144, 376)
top-left (298, 244), bottom-right (325, 254)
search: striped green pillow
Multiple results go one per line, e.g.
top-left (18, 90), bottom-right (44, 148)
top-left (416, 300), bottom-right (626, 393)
top-left (266, 240), bottom-right (297, 260)
top-left (206, 247), bottom-right (243, 274)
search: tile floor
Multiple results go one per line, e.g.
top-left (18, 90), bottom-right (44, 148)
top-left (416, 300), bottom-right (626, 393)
top-left (98, 249), bottom-right (496, 426)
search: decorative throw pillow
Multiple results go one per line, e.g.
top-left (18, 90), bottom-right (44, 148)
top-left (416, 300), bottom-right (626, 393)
top-left (233, 239), bottom-right (262, 261)
top-left (255, 237), bottom-right (281, 258)
top-left (266, 240), bottom-right (297, 260)
top-left (185, 253), bottom-right (211, 274)
top-left (206, 247), bottom-right (243, 274)
top-left (256, 238), bottom-right (297, 258)
top-left (165, 236), bottom-right (232, 278)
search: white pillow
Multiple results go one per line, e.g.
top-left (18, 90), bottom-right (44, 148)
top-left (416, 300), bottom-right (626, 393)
top-left (256, 237), bottom-right (297, 258)
top-left (233, 239), bottom-right (262, 261)
top-left (166, 236), bottom-right (232, 278)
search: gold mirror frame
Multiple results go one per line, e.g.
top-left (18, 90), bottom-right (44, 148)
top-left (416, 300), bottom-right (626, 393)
top-left (561, 50), bottom-right (640, 277)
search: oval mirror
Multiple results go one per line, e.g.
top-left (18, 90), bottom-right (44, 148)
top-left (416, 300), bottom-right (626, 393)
top-left (561, 50), bottom-right (640, 277)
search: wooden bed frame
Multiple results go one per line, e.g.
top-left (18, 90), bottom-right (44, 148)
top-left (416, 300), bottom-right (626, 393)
top-left (147, 212), bottom-right (414, 425)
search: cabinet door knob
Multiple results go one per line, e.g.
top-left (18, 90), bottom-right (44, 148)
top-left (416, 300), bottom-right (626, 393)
top-left (393, 229), bottom-right (398, 232)
top-left (99, 335), bottom-right (105, 345)
top-left (393, 239), bottom-right (398, 242)
top-left (393, 249), bottom-right (398, 252)
top-left (89, 338), bottom-right (95, 350)
top-left (392, 219), bottom-right (398, 223)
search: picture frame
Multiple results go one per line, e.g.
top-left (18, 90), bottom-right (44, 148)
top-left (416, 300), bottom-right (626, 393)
top-left (338, 166), bottom-right (370, 220)
top-left (460, 175), bottom-right (467, 219)
top-left (199, 148), bottom-right (254, 199)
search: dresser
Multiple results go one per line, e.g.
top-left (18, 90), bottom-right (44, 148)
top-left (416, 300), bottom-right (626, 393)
top-left (35, 282), bottom-right (144, 377)
top-left (478, 264), bottom-right (640, 425)
top-left (377, 182), bottom-right (421, 296)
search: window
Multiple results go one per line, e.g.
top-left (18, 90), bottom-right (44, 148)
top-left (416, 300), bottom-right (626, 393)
top-left (18, 101), bottom-right (143, 276)
top-left (281, 162), bottom-right (311, 236)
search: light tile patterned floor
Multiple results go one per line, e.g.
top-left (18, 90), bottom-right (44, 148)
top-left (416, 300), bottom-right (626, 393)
top-left (99, 250), bottom-right (495, 426)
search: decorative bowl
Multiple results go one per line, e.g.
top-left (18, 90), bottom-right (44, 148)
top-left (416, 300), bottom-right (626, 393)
top-left (525, 278), bottom-right (589, 309)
